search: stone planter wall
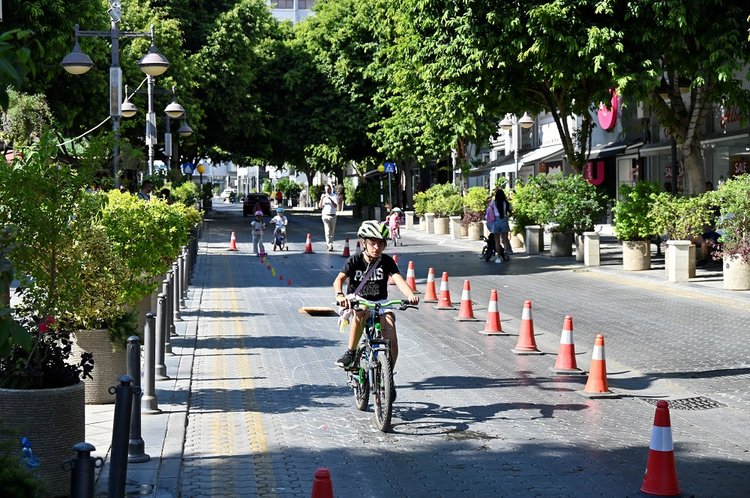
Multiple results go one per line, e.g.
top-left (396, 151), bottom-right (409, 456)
top-left (0, 382), bottom-right (85, 497)
top-left (549, 231), bottom-right (574, 257)
top-left (73, 328), bottom-right (126, 404)
top-left (622, 240), bottom-right (651, 271)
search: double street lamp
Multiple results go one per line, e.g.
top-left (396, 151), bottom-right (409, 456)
top-left (61, 0), bottom-right (170, 187)
top-left (499, 112), bottom-right (534, 187)
top-left (122, 83), bottom-right (191, 175)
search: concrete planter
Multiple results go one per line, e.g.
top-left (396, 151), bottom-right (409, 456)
top-left (665, 240), bottom-right (695, 282)
top-left (0, 382), bottom-right (85, 497)
top-left (549, 231), bottom-right (574, 257)
top-left (459, 223), bottom-right (469, 238)
top-left (622, 240), bottom-right (651, 271)
top-left (525, 225), bottom-right (542, 255)
top-left (434, 217), bottom-right (449, 235)
top-left (723, 254), bottom-right (750, 291)
top-left (467, 222), bottom-right (483, 241)
top-left (511, 232), bottom-right (524, 250)
top-left (404, 211), bottom-right (415, 230)
top-left (575, 234), bottom-right (585, 262)
top-left (73, 328), bottom-right (125, 404)
top-left (449, 216), bottom-right (462, 239)
top-left (424, 213), bottom-right (435, 234)
top-left (583, 232), bottom-right (600, 267)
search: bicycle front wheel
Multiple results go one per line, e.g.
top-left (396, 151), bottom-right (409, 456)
top-left (372, 354), bottom-right (394, 432)
top-left (353, 366), bottom-right (369, 411)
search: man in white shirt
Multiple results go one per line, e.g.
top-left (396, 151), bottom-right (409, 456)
top-left (318, 184), bottom-right (338, 251)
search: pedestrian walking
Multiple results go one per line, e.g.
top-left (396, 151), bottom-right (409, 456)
top-left (137, 180), bottom-right (154, 201)
top-left (318, 184), bottom-right (338, 252)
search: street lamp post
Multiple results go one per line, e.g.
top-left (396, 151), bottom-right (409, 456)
top-left (122, 83), bottom-right (187, 176)
top-left (196, 163), bottom-right (205, 211)
top-left (61, 1), bottom-right (169, 187)
top-left (499, 112), bottom-right (534, 187)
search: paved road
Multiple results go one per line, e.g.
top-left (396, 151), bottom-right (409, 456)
top-left (169, 202), bottom-right (750, 497)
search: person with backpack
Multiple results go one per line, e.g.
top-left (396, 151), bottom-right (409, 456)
top-left (486, 188), bottom-right (512, 263)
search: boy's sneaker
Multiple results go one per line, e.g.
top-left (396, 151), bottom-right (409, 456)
top-left (336, 349), bottom-right (356, 368)
top-left (494, 257), bottom-right (503, 264)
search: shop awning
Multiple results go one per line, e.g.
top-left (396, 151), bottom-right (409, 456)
top-left (639, 142), bottom-right (672, 157)
top-left (519, 144), bottom-right (565, 166)
top-left (586, 141), bottom-right (628, 159)
top-left (487, 154), bottom-right (517, 175)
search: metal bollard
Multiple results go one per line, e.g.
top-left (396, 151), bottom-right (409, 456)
top-left (172, 262), bottom-right (182, 321)
top-left (181, 246), bottom-right (189, 299)
top-left (141, 313), bottom-right (160, 413)
top-left (155, 293), bottom-right (169, 379)
top-left (167, 270), bottom-right (177, 336)
top-left (108, 375), bottom-right (135, 498)
top-left (66, 442), bottom-right (102, 498)
top-left (126, 336), bottom-right (151, 463)
top-left (162, 277), bottom-right (174, 353)
top-left (178, 251), bottom-right (187, 307)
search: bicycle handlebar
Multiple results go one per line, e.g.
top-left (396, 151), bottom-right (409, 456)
top-left (338, 298), bottom-right (418, 312)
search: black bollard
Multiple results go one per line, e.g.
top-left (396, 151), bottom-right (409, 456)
top-left (178, 251), bottom-right (187, 307)
top-left (155, 293), bottom-right (169, 379)
top-left (126, 336), bottom-right (151, 463)
top-left (141, 313), bottom-right (160, 414)
top-left (181, 246), bottom-right (190, 298)
top-left (108, 375), bottom-right (135, 498)
top-left (67, 442), bottom-right (103, 498)
top-left (167, 270), bottom-right (177, 336)
top-left (162, 278), bottom-right (174, 353)
top-left (172, 262), bottom-right (182, 321)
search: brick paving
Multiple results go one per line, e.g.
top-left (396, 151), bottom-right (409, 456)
top-left (88, 202), bottom-right (750, 497)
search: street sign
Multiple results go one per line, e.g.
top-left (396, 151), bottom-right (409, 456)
top-left (182, 162), bottom-right (195, 174)
top-left (383, 161), bottom-right (397, 173)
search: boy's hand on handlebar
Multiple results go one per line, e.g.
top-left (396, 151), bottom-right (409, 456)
top-left (407, 295), bottom-right (419, 305)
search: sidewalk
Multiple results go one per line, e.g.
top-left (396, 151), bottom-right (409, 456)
top-left (83, 213), bottom-right (748, 497)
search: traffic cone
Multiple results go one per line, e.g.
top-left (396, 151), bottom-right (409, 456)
top-left (388, 254), bottom-right (399, 285)
top-left (552, 315), bottom-right (584, 375)
top-left (228, 232), bottom-right (238, 251)
top-left (455, 280), bottom-right (479, 321)
top-left (579, 334), bottom-right (617, 398)
top-left (279, 274), bottom-right (284, 280)
top-left (304, 233), bottom-right (314, 254)
top-left (640, 401), bottom-right (685, 497)
top-left (310, 467), bottom-right (334, 498)
top-left (355, 240), bottom-right (362, 255)
top-left (423, 268), bottom-right (438, 303)
top-left (512, 300), bottom-right (542, 355)
top-left (341, 237), bottom-right (351, 257)
top-left (405, 261), bottom-right (420, 294)
top-left (287, 279), bottom-right (292, 286)
top-left (479, 289), bottom-right (503, 335)
top-left (434, 272), bottom-right (455, 310)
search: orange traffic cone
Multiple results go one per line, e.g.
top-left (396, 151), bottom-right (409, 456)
top-left (579, 334), bottom-right (618, 398)
top-left (279, 274), bottom-right (284, 280)
top-left (287, 279), bottom-right (292, 286)
top-left (455, 280), bottom-right (479, 321)
top-left (388, 254), bottom-right (399, 285)
top-left (304, 233), bottom-right (313, 254)
top-left (479, 289), bottom-right (503, 335)
top-left (512, 300), bottom-right (542, 355)
top-left (310, 467), bottom-right (334, 498)
top-left (228, 232), bottom-right (238, 251)
top-left (640, 401), bottom-right (685, 497)
top-left (423, 268), bottom-right (438, 303)
top-left (405, 261), bottom-right (420, 294)
top-left (553, 316), bottom-right (584, 375)
top-left (355, 240), bottom-right (362, 255)
top-left (342, 238), bottom-right (351, 257)
top-left (434, 272), bottom-right (455, 310)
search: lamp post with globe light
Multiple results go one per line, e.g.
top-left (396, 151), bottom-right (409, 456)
top-left (61, 0), bottom-right (170, 187)
top-left (499, 112), bottom-right (534, 187)
top-left (197, 163), bottom-right (206, 211)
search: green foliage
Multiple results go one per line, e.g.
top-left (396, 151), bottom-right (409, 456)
top-left (413, 183), bottom-right (461, 217)
top-left (710, 174), bottom-right (750, 263)
top-left (432, 194), bottom-right (464, 218)
top-left (262, 178), bottom-right (274, 195)
top-left (510, 176), bottom-right (554, 235)
top-left (0, 424), bottom-right (46, 497)
top-left (1, 89), bottom-right (53, 147)
top-left (309, 184), bottom-right (324, 205)
top-left (494, 176), bottom-right (508, 190)
top-left (107, 308), bottom-right (139, 352)
top-left (548, 174), bottom-right (607, 235)
top-left (276, 177), bottom-right (302, 200)
top-left (343, 177), bottom-right (356, 205)
top-left (612, 182), bottom-right (662, 241)
top-left (352, 181), bottom-right (380, 207)
top-left (648, 192), bottom-right (713, 241)
top-left (171, 181), bottom-right (200, 208)
top-left (464, 187), bottom-right (490, 215)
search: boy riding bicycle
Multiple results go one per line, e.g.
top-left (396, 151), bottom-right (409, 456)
top-left (333, 220), bottom-right (418, 369)
top-left (271, 207), bottom-right (288, 238)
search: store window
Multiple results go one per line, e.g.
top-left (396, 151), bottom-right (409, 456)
top-left (272, 0), bottom-right (293, 9)
top-left (299, 0), bottom-right (316, 9)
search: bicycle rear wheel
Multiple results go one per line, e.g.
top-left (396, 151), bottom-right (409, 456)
top-left (372, 354), bottom-right (394, 432)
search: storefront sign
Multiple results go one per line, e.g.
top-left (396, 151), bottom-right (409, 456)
top-left (597, 88), bottom-right (618, 131)
top-left (584, 160), bottom-right (605, 186)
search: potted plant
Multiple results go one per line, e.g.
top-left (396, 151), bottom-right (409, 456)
top-left (709, 174), bottom-right (750, 290)
top-left (421, 183), bottom-right (462, 235)
top-left (462, 187), bottom-right (489, 240)
top-left (547, 174), bottom-right (607, 258)
top-left (649, 192), bottom-right (713, 280)
top-left (511, 175), bottom-right (553, 253)
top-left (612, 181), bottom-right (661, 271)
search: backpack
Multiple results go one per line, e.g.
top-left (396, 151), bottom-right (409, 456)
top-left (485, 202), bottom-right (496, 224)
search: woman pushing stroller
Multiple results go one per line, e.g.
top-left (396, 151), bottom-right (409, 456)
top-left (483, 188), bottom-right (512, 263)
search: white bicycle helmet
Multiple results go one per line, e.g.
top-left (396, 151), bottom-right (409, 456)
top-left (357, 220), bottom-right (390, 241)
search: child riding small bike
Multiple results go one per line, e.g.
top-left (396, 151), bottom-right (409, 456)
top-left (386, 207), bottom-right (402, 246)
top-left (270, 207), bottom-right (288, 251)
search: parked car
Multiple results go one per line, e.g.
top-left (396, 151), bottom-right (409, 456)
top-left (243, 193), bottom-right (272, 217)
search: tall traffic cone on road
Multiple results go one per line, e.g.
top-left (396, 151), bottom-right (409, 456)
top-left (479, 289), bottom-right (503, 335)
top-left (405, 261), bottom-right (420, 294)
top-left (304, 233), bottom-right (313, 254)
top-left (640, 401), bottom-right (685, 497)
top-left (341, 237), bottom-right (350, 257)
top-left (512, 300), bottom-right (542, 355)
top-left (228, 232), bottom-right (238, 251)
top-left (434, 272), bottom-right (455, 310)
top-left (455, 280), bottom-right (479, 321)
top-left (579, 334), bottom-right (617, 398)
top-left (552, 315), bottom-right (584, 375)
top-left (310, 467), bottom-right (334, 498)
top-left (423, 268), bottom-right (438, 303)
top-left (355, 240), bottom-right (362, 255)
top-left (388, 254), bottom-right (399, 285)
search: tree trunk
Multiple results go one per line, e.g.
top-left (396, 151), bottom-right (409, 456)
top-left (681, 141), bottom-right (706, 195)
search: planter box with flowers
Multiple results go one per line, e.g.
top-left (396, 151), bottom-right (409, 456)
top-left (462, 187), bottom-right (489, 241)
top-left (709, 174), bottom-right (750, 290)
top-left (612, 182), bottom-right (662, 271)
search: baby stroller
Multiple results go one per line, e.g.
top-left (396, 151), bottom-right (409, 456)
top-left (479, 234), bottom-right (507, 262)
top-left (272, 227), bottom-right (288, 251)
